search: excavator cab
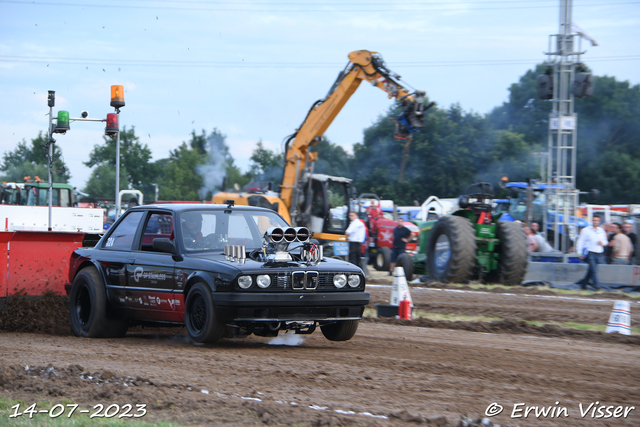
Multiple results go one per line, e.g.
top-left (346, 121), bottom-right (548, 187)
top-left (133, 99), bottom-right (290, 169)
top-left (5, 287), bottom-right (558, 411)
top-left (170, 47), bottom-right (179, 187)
top-left (296, 175), bottom-right (351, 235)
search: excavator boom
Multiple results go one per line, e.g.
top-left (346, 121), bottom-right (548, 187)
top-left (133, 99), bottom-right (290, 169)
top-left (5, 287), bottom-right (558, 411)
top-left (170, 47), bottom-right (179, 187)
top-left (281, 50), bottom-right (429, 212)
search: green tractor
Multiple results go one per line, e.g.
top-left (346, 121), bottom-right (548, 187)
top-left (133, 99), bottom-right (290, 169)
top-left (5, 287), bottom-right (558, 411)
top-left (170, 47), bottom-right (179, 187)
top-left (409, 182), bottom-right (528, 285)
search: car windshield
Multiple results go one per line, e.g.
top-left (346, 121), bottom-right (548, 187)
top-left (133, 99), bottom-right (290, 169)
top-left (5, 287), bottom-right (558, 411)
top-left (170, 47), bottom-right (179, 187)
top-left (180, 209), bottom-right (289, 252)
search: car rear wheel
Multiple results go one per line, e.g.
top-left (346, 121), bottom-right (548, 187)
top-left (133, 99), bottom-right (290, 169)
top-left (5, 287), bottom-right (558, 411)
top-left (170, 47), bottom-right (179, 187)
top-left (320, 319), bottom-right (359, 341)
top-left (185, 283), bottom-right (225, 343)
top-left (69, 266), bottom-right (128, 338)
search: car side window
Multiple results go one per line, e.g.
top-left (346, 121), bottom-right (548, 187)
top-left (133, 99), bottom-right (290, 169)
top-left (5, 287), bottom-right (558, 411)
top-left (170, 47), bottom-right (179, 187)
top-left (104, 211), bottom-right (144, 251)
top-left (140, 213), bottom-right (174, 252)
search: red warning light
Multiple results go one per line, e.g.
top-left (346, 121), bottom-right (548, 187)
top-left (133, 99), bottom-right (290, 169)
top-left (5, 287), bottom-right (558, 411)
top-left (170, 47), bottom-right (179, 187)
top-left (105, 113), bottom-right (119, 135)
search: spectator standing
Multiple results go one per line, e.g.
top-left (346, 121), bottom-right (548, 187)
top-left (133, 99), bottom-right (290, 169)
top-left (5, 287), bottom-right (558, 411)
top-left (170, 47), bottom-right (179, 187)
top-left (622, 222), bottom-right (637, 245)
top-left (531, 221), bottom-right (543, 236)
top-left (623, 222), bottom-right (637, 263)
top-left (524, 226), bottom-right (538, 252)
top-left (575, 216), bottom-right (608, 290)
top-left (388, 218), bottom-right (411, 275)
top-left (609, 223), bottom-right (633, 265)
top-left (345, 211), bottom-right (366, 267)
top-left (602, 221), bottom-right (615, 264)
top-left (529, 222), bottom-right (554, 251)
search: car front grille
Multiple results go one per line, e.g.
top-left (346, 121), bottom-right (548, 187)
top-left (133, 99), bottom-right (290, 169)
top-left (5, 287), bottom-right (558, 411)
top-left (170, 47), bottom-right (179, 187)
top-left (258, 271), bottom-right (361, 291)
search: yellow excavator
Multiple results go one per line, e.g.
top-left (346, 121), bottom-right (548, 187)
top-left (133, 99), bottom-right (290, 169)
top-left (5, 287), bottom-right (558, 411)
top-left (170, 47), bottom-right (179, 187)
top-left (213, 50), bottom-right (430, 255)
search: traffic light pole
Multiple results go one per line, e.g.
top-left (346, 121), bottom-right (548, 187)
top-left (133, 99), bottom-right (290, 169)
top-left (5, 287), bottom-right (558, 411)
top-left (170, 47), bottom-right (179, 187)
top-left (47, 91), bottom-right (55, 232)
top-left (115, 127), bottom-right (121, 221)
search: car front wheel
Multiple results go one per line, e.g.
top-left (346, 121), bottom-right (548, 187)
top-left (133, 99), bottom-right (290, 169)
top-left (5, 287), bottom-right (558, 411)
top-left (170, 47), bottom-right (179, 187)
top-left (320, 320), bottom-right (359, 341)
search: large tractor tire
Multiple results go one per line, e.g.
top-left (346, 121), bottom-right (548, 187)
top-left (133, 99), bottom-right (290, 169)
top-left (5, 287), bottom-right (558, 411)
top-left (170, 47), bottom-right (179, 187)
top-left (69, 266), bottom-right (128, 338)
top-left (321, 319), bottom-right (359, 341)
top-left (427, 215), bottom-right (476, 283)
top-left (486, 221), bottom-right (529, 286)
top-left (185, 283), bottom-right (225, 344)
top-left (395, 253), bottom-right (414, 281)
top-left (374, 247), bottom-right (392, 271)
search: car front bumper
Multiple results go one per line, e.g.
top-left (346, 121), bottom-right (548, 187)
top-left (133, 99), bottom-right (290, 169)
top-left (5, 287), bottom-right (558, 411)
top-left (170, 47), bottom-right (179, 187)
top-left (212, 291), bottom-right (370, 322)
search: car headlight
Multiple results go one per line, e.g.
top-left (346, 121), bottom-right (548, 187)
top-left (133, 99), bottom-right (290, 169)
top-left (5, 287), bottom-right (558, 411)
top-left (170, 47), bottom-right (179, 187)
top-left (256, 274), bottom-right (271, 289)
top-left (238, 275), bottom-right (252, 289)
top-left (348, 275), bottom-right (361, 288)
top-left (333, 274), bottom-right (347, 288)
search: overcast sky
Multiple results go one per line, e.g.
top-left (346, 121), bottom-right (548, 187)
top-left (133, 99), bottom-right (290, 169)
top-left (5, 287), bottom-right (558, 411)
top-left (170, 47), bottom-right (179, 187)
top-left (1, 0), bottom-right (638, 193)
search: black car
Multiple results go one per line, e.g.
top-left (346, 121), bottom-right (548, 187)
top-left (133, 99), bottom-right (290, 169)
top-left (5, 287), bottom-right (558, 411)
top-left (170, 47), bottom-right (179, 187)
top-left (66, 202), bottom-right (369, 343)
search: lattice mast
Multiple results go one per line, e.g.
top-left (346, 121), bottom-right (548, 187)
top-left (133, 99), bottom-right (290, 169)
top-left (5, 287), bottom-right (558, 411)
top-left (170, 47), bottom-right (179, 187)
top-left (542, 0), bottom-right (590, 252)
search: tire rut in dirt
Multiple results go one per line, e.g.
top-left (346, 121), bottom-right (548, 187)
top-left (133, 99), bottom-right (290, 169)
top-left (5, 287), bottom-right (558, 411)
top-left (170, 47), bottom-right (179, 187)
top-left (427, 215), bottom-right (476, 283)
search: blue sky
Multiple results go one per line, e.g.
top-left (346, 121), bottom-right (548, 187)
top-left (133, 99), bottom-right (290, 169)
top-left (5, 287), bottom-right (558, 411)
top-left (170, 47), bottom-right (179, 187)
top-left (1, 0), bottom-right (638, 192)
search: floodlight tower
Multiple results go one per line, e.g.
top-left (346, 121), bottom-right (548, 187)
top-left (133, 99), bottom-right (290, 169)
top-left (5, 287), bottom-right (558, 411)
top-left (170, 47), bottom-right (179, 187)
top-left (538, 0), bottom-right (594, 252)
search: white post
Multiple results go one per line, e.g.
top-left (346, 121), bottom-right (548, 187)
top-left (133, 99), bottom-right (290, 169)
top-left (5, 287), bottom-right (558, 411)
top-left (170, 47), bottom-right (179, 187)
top-left (114, 127), bottom-right (121, 220)
top-left (47, 106), bottom-right (53, 232)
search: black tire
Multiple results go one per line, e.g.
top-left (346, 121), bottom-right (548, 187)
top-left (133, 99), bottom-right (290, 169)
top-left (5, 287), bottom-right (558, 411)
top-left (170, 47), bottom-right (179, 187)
top-left (427, 215), bottom-right (476, 283)
top-left (374, 246), bottom-right (392, 271)
top-left (69, 266), bottom-right (128, 338)
top-left (320, 320), bottom-right (359, 341)
top-left (185, 283), bottom-right (225, 344)
top-left (486, 221), bottom-right (529, 286)
top-left (395, 253), bottom-right (414, 281)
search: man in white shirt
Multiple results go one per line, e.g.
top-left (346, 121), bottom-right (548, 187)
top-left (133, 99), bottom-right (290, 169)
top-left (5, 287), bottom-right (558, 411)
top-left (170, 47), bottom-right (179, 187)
top-left (345, 211), bottom-right (366, 267)
top-left (575, 216), bottom-right (608, 289)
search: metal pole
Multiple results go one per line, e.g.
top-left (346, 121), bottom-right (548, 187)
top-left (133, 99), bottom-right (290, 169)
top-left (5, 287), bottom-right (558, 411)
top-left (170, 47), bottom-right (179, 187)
top-left (115, 127), bottom-right (121, 221)
top-left (47, 105), bottom-right (53, 232)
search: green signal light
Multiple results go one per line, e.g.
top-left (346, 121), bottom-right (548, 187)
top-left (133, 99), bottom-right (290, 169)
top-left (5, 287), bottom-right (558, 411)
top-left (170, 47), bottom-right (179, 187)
top-left (54, 110), bottom-right (70, 133)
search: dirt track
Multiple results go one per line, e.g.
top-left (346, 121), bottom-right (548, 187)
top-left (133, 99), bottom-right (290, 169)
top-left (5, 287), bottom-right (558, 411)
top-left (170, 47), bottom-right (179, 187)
top-left (1, 273), bottom-right (639, 426)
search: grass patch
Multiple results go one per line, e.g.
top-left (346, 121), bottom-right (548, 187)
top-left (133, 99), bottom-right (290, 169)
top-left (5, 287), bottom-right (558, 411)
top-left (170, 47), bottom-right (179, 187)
top-left (0, 397), bottom-right (178, 427)
top-left (433, 281), bottom-right (640, 298)
top-left (365, 308), bottom-right (639, 334)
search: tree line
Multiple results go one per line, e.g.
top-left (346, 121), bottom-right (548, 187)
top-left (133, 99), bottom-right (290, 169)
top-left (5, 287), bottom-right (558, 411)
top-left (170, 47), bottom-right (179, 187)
top-left (2, 64), bottom-right (639, 205)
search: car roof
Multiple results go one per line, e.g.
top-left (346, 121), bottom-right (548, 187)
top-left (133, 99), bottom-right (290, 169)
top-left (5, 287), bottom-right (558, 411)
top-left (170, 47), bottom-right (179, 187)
top-left (128, 203), bottom-right (275, 214)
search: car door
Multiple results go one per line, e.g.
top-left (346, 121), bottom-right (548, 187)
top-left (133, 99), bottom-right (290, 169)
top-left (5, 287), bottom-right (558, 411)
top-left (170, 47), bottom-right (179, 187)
top-left (126, 211), bottom-right (180, 321)
top-left (100, 210), bottom-right (145, 313)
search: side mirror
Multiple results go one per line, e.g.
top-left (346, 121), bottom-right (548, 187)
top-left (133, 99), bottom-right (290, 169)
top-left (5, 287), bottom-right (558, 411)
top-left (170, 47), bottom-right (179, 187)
top-left (153, 238), bottom-right (176, 254)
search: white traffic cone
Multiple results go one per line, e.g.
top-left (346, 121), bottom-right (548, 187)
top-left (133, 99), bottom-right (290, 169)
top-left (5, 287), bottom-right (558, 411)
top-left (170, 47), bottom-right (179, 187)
top-left (390, 266), bottom-right (413, 306)
top-left (605, 300), bottom-right (631, 335)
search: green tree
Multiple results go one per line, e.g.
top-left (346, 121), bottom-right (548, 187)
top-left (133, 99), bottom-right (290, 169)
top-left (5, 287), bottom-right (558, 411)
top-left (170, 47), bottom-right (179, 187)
top-left (84, 126), bottom-right (156, 191)
top-left (310, 137), bottom-right (353, 178)
top-left (0, 132), bottom-right (71, 183)
top-left (489, 64), bottom-right (552, 145)
top-left (489, 67), bottom-right (640, 203)
top-left (83, 163), bottom-right (130, 199)
top-left (248, 140), bottom-right (283, 187)
top-left (351, 101), bottom-right (537, 205)
top-left (158, 129), bottom-right (248, 200)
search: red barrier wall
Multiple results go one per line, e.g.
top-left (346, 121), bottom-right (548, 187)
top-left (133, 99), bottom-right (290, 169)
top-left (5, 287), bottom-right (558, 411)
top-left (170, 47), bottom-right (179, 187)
top-left (0, 231), bottom-right (85, 299)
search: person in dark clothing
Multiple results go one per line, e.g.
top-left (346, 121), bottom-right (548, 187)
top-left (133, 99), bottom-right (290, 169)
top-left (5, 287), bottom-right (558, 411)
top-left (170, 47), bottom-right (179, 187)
top-left (623, 222), bottom-right (637, 263)
top-left (389, 218), bottom-right (411, 275)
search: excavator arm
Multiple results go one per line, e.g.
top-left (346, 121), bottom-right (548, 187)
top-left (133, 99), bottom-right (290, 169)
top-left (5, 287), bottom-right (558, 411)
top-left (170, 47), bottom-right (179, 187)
top-left (280, 50), bottom-right (431, 212)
